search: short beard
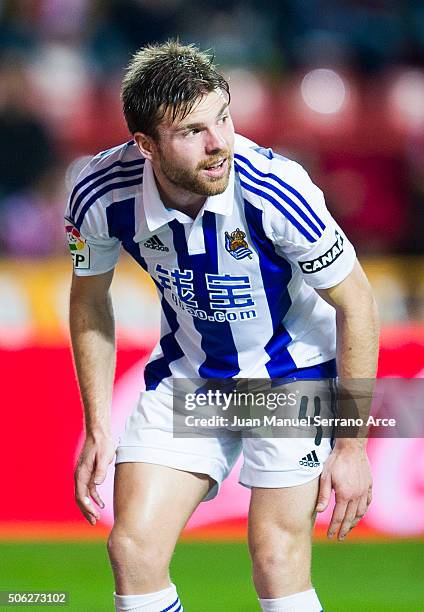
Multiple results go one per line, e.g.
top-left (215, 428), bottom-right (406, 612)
top-left (158, 147), bottom-right (233, 196)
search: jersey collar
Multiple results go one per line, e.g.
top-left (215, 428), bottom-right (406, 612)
top-left (142, 158), bottom-right (234, 232)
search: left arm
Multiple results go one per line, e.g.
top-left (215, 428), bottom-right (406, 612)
top-left (255, 152), bottom-right (380, 538)
top-left (314, 259), bottom-right (380, 540)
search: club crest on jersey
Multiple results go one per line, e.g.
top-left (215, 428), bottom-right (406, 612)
top-left (65, 220), bottom-right (90, 269)
top-left (224, 228), bottom-right (252, 260)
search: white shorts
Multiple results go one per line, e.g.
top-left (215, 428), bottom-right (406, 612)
top-left (115, 389), bottom-right (334, 501)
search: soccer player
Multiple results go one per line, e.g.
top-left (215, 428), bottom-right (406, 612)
top-left (66, 41), bottom-right (379, 612)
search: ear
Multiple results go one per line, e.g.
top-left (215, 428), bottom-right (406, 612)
top-left (133, 132), bottom-right (156, 161)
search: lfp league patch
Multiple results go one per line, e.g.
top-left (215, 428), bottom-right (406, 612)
top-left (65, 220), bottom-right (90, 269)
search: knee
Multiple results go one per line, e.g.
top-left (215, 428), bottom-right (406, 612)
top-left (250, 529), bottom-right (308, 579)
top-left (107, 527), bottom-right (170, 579)
top-left (252, 535), bottom-right (293, 573)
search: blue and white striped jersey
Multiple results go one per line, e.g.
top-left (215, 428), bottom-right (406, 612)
top-left (65, 134), bottom-right (356, 393)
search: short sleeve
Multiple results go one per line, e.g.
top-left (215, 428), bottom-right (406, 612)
top-left (64, 199), bottom-right (121, 277)
top-left (263, 159), bottom-right (356, 289)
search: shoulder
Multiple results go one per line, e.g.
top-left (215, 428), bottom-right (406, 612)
top-left (234, 136), bottom-right (327, 245)
top-left (234, 133), bottom-right (318, 200)
top-left (65, 140), bottom-right (145, 231)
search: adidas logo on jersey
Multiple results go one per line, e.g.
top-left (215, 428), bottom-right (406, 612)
top-left (299, 450), bottom-right (320, 467)
top-left (143, 235), bottom-right (169, 251)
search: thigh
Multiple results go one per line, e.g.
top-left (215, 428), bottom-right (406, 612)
top-left (113, 462), bottom-right (214, 544)
top-left (242, 435), bottom-right (328, 541)
top-left (248, 476), bottom-right (319, 538)
top-left (248, 478), bottom-right (320, 596)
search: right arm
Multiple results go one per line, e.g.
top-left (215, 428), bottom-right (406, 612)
top-left (70, 269), bottom-right (117, 526)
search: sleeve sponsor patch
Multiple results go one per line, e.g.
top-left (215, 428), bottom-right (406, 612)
top-left (299, 231), bottom-right (344, 274)
top-left (65, 221), bottom-right (90, 269)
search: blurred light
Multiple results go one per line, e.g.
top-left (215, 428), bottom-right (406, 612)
top-left (227, 69), bottom-right (267, 123)
top-left (30, 43), bottom-right (89, 122)
top-left (65, 155), bottom-right (93, 192)
top-left (389, 70), bottom-right (424, 130)
top-left (301, 69), bottom-right (347, 114)
top-left (0, 277), bottom-right (31, 347)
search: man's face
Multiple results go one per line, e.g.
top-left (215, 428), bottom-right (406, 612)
top-left (153, 90), bottom-right (235, 197)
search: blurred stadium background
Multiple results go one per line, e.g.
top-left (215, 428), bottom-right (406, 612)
top-left (1, 0), bottom-right (424, 610)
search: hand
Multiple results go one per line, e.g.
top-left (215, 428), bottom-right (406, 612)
top-left (315, 442), bottom-right (372, 540)
top-left (74, 432), bottom-right (117, 526)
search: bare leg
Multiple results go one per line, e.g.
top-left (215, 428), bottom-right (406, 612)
top-left (248, 476), bottom-right (319, 599)
top-left (107, 462), bottom-right (215, 595)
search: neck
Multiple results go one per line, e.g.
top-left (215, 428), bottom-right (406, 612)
top-left (152, 166), bottom-right (206, 220)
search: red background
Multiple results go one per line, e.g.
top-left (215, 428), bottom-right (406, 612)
top-left (2, 325), bottom-right (424, 535)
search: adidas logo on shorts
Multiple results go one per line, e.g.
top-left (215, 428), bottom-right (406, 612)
top-left (299, 449), bottom-right (320, 467)
top-left (144, 235), bottom-right (169, 251)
